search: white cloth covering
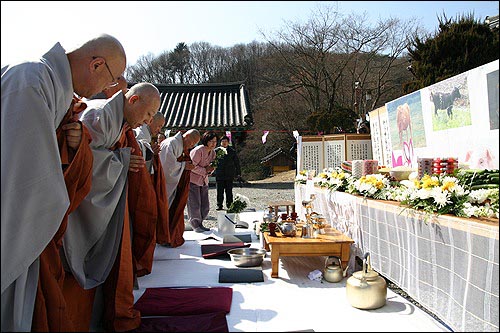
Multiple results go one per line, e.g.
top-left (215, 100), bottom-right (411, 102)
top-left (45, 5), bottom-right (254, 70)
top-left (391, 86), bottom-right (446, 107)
top-left (62, 92), bottom-right (131, 289)
top-left (1, 42), bottom-right (74, 331)
top-left (159, 132), bottom-right (185, 206)
top-left (134, 212), bottom-right (451, 332)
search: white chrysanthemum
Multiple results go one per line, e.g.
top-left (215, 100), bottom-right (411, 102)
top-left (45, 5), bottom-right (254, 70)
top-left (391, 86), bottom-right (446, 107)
top-left (430, 188), bottom-right (450, 208)
top-left (400, 180), bottom-right (417, 189)
top-left (389, 188), bottom-right (409, 202)
top-left (295, 174), bottom-right (307, 182)
top-left (416, 188), bottom-right (432, 200)
top-left (328, 178), bottom-right (343, 187)
top-left (462, 202), bottom-right (478, 217)
top-left (451, 184), bottom-right (467, 196)
top-left (468, 189), bottom-right (491, 204)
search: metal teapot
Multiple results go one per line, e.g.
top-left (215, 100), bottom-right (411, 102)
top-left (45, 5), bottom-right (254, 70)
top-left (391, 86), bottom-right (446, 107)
top-left (346, 252), bottom-right (387, 310)
top-left (277, 220), bottom-right (297, 237)
top-left (323, 256), bottom-right (348, 283)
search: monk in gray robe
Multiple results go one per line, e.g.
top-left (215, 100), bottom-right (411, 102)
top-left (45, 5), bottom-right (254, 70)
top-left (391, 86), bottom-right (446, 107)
top-left (62, 82), bottom-right (160, 331)
top-left (159, 129), bottom-right (200, 246)
top-left (135, 113), bottom-right (171, 244)
top-left (159, 129), bottom-right (201, 206)
top-left (1, 34), bottom-right (126, 332)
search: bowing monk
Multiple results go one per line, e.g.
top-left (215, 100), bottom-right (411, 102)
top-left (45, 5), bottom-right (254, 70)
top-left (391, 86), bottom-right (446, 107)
top-left (1, 34), bottom-right (126, 332)
top-left (135, 112), bottom-right (171, 245)
top-left (62, 82), bottom-right (160, 331)
top-left (159, 129), bottom-right (200, 247)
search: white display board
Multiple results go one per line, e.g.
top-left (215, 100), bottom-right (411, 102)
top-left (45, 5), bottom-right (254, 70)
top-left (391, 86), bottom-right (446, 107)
top-left (369, 59), bottom-right (499, 169)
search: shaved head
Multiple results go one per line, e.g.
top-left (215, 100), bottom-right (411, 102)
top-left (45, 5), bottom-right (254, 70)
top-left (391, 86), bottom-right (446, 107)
top-left (183, 129), bottom-right (201, 150)
top-left (70, 33), bottom-right (126, 64)
top-left (67, 33), bottom-right (127, 98)
top-left (126, 82), bottom-right (160, 101)
top-left (123, 82), bottom-right (161, 129)
top-left (149, 112), bottom-right (166, 136)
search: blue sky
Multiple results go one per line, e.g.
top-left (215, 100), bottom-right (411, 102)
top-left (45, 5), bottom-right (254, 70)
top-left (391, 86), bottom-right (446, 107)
top-left (1, 1), bottom-right (498, 67)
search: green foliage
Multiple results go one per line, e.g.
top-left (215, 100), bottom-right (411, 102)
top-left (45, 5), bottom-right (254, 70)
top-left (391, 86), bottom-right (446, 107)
top-left (227, 195), bottom-right (248, 213)
top-left (406, 13), bottom-right (499, 91)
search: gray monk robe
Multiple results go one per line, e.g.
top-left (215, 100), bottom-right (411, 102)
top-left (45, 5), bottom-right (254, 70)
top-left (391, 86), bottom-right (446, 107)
top-left (1, 43), bottom-right (74, 332)
top-left (159, 132), bottom-right (186, 206)
top-left (62, 92), bottom-right (131, 290)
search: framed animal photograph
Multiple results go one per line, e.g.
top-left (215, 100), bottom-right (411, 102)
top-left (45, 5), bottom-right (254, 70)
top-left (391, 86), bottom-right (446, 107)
top-left (386, 91), bottom-right (426, 152)
top-left (428, 72), bottom-right (471, 131)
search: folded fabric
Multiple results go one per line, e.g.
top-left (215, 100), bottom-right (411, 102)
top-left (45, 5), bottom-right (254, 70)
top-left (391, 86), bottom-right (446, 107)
top-left (201, 242), bottom-right (250, 259)
top-left (135, 311), bottom-right (229, 332)
top-left (134, 287), bottom-right (233, 316)
top-left (219, 268), bottom-right (264, 283)
top-left (223, 234), bottom-right (252, 243)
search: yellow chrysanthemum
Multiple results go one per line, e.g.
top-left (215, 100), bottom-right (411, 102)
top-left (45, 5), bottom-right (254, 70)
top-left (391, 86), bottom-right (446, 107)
top-left (421, 175), bottom-right (439, 189)
top-left (441, 180), bottom-right (455, 192)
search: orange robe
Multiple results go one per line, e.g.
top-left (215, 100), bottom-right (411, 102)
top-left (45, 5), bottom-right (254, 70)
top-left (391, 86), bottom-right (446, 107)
top-left (31, 97), bottom-right (94, 332)
top-left (101, 128), bottom-right (158, 331)
top-left (125, 129), bottom-right (158, 277)
top-left (152, 155), bottom-right (170, 245)
top-left (168, 153), bottom-right (192, 248)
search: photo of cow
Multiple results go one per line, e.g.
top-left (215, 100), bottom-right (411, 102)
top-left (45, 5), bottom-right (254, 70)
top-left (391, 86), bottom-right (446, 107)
top-left (428, 72), bottom-right (471, 131)
top-left (386, 91), bottom-right (427, 151)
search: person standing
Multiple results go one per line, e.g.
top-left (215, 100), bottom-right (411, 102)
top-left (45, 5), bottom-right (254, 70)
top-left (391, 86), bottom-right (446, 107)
top-left (135, 112), bottom-right (170, 245)
top-left (159, 129), bottom-right (200, 246)
top-left (1, 34), bottom-right (126, 332)
top-left (187, 131), bottom-right (218, 232)
top-left (62, 82), bottom-right (160, 331)
top-left (215, 135), bottom-right (241, 210)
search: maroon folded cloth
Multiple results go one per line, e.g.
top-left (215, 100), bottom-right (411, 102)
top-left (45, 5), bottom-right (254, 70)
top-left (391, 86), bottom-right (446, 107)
top-left (134, 287), bottom-right (233, 316)
top-left (201, 242), bottom-right (250, 259)
top-left (134, 311), bottom-right (228, 332)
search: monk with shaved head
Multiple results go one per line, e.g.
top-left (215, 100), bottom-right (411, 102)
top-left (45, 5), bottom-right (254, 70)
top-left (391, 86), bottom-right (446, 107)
top-left (1, 33), bottom-right (127, 332)
top-left (62, 82), bottom-right (161, 331)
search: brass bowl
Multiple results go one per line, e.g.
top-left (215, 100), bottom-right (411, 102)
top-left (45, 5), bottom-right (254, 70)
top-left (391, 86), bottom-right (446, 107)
top-left (389, 170), bottom-right (412, 181)
top-left (227, 248), bottom-right (266, 267)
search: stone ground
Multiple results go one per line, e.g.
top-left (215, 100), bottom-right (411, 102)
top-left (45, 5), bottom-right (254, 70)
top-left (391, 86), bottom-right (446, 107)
top-left (184, 170), bottom-right (449, 330)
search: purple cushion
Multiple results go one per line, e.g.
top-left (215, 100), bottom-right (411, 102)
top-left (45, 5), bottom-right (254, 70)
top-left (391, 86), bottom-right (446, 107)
top-left (134, 287), bottom-right (233, 316)
top-left (135, 311), bottom-right (228, 332)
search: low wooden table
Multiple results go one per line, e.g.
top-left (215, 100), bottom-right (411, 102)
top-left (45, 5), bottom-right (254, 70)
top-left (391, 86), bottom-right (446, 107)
top-left (263, 227), bottom-right (354, 278)
top-left (268, 200), bottom-right (296, 217)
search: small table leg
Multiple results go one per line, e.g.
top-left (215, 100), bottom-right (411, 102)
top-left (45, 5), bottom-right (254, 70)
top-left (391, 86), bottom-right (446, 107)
top-left (340, 243), bottom-right (350, 270)
top-left (270, 245), bottom-right (280, 278)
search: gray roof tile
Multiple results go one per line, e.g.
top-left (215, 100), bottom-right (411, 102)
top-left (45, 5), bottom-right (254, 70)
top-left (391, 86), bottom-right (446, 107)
top-left (155, 82), bottom-right (253, 130)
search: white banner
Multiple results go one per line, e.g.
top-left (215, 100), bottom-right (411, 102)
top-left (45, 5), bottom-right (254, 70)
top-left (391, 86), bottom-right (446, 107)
top-left (262, 130), bottom-right (269, 144)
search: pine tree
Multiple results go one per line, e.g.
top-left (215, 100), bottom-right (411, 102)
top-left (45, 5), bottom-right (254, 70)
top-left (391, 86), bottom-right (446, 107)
top-left (404, 13), bottom-right (499, 93)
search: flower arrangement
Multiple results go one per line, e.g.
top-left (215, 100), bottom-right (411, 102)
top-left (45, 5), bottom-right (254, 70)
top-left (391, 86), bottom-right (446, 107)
top-left (295, 168), bottom-right (499, 219)
top-left (394, 174), bottom-right (470, 217)
top-left (294, 170), bottom-right (309, 184)
top-left (347, 173), bottom-right (392, 200)
top-left (227, 193), bottom-right (249, 214)
top-left (211, 147), bottom-right (227, 168)
top-left (322, 167), bottom-right (351, 192)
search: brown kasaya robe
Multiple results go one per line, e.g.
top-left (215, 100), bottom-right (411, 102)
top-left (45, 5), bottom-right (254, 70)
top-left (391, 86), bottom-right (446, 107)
top-left (101, 127), bottom-right (158, 331)
top-left (31, 97), bottom-right (94, 332)
top-left (125, 129), bottom-right (158, 277)
top-left (168, 153), bottom-right (192, 248)
top-left (152, 155), bottom-right (170, 245)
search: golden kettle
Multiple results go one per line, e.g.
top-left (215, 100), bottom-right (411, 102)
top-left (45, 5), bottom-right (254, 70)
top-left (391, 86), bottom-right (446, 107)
top-left (346, 252), bottom-right (387, 310)
top-left (323, 256), bottom-right (348, 283)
